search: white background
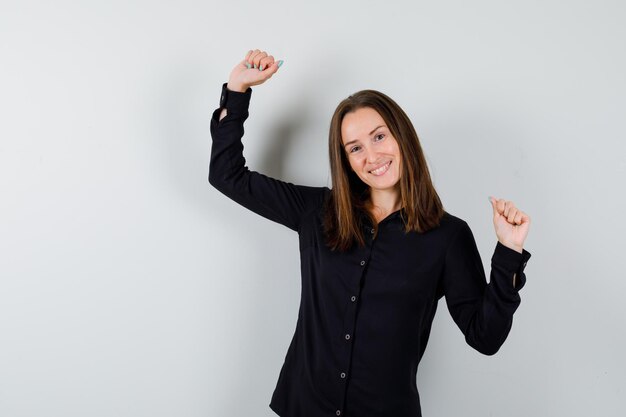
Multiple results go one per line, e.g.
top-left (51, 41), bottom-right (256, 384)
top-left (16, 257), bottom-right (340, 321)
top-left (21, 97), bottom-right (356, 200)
top-left (1, 0), bottom-right (625, 416)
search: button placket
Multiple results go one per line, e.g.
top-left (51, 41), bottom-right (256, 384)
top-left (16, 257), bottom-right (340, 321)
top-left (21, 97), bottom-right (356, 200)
top-left (337, 239), bottom-right (374, 416)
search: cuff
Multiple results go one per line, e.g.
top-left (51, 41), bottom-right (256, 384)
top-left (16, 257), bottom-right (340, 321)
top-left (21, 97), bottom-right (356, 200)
top-left (492, 241), bottom-right (532, 291)
top-left (219, 82), bottom-right (252, 116)
top-left (492, 241), bottom-right (531, 271)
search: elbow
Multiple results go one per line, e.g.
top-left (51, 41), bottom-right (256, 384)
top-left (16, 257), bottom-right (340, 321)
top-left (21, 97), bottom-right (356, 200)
top-left (208, 169), bottom-right (218, 188)
top-left (465, 314), bottom-right (513, 356)
top-left (477, 344), bottom-right (502, 356)
top-left (208, 169), bottom-right (226, 192)
top-left (466, 334), bottom-right (506, 356)
top-left (208, 157), bottom-right (248, 196)
top-left (208, 165), bottom-right (239, 195)
top-left (208, 157), bottom-right (223, 189)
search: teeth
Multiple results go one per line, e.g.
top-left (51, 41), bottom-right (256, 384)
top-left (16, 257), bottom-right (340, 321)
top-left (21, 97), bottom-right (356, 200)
top-left (370, 161), bottom-right (391, 176)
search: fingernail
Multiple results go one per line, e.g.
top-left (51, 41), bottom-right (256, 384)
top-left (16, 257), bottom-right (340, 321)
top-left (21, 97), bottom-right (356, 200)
top-left (277, 60), bottom-right (284, 68)
top-left (246, 63), bottom-right (251, 69)
top-left (253, 64), bottom-right (257, 69)
top-left (259, 64), bottom-right (264, 71)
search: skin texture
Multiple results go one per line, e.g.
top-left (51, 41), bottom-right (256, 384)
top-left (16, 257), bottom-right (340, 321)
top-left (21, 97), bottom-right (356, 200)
top-left (341, 107), bottom-right (403, 223)
top-left (488, 197), bottom-right (530, 254)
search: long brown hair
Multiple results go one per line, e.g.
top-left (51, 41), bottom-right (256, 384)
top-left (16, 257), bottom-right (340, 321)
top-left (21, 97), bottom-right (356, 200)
top-left (323, 89), bottom-right (445, 251)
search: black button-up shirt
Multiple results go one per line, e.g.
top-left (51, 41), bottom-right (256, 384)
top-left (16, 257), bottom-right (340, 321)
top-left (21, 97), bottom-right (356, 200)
top-left (209, 82), bottom-right (532, 417)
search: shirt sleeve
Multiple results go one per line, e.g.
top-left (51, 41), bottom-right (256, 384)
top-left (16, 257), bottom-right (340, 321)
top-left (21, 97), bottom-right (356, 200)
top-left (441, 220), bottom-right (532, 355)
top-left (208, 82), bottom-right (328, 232)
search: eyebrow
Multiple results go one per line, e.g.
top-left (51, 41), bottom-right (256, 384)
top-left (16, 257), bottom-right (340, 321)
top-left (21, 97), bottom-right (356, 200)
top-left (343, 125), bottom-right (386, 148)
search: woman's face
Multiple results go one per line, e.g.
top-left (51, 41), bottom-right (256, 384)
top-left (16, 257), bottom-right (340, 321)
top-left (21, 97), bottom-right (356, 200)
top-left (341, 107), bottom-right (402, 193)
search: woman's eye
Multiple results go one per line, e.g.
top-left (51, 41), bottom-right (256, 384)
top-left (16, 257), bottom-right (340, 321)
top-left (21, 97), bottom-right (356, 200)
top-left (350, 146), bottom-right (361, 153)
top-left (374, 133), bottom-right (385, 141)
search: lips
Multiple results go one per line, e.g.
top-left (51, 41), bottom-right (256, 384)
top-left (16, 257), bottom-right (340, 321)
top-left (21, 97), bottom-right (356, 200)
top-left (369, 161), bottom-right (391, 176)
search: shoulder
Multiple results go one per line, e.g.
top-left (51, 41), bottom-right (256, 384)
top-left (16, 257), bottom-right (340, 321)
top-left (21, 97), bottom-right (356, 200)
top-left (438, 211), bottom-right (481, 251)
top-left (439, 210), bottom-right (470, 236)
top-left (301, 186), bottom-right (331, 218)
top-left (318, 187), bottom-right (333, 205)
top-left (315, 186), bottom-right (332, 205)
top-left (439, 211), bottom-right (482, 256)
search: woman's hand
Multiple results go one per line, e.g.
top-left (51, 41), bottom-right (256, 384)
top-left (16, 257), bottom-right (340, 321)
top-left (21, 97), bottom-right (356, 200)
top-left (488, 196), bottom-right (531, 253)
top-left (226, 49), bottom-right (284, 93)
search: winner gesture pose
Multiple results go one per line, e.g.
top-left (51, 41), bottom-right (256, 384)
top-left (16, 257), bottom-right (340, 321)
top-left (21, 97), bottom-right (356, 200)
top-left (209, 48), bottom-right (532, 417)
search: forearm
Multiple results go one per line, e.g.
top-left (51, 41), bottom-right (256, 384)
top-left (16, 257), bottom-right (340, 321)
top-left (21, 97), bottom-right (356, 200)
top-left (463, 243), bottom-right (531, 354)
top-left (444, 222), bottom-right (531, 355)
top-left (219, 82), bottom-right (248, 121)
top-left (209, 83), bottom-right (251, 191)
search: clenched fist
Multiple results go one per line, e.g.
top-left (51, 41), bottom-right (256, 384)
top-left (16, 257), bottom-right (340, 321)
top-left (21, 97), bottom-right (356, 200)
top-left (488, 196), bottom-right (531, 254)
top-left (226, 49), bottom-right (284, 93)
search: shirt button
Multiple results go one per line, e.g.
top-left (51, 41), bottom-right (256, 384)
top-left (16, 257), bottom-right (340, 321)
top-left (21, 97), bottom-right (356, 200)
top-left (351, 295), bottom-right (356, 302)
top-left (360, 260), bottom-right (365, 266)
top-left (345, 334), bottom-right (351, 340)
top-left (336, 411), bottom-right (341, 416)
top-left (340, 372), bottom-right (346, 378)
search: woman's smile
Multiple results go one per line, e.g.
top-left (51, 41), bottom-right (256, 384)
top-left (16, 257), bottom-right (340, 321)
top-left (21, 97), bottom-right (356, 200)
top-left (369, 161), bottom-right (392, 176)
top-left (341, 107), bottom-right (402, 193)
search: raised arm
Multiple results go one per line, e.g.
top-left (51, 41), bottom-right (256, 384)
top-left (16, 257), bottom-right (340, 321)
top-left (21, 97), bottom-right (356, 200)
top-left (442, 220), bottom-right (531, 355)
top-left (443, 198), bottom-right (531, 355)
top-left (209, 50), bottom-right (328, 232)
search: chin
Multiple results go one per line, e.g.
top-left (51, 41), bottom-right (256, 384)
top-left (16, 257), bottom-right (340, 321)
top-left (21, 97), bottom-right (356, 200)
top-left (367, 179), bottom-right (400, 191)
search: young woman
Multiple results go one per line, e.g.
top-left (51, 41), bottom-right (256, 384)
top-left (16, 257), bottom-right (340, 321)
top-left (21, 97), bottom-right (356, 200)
top-left (209, 49), bottom-right (532, 417)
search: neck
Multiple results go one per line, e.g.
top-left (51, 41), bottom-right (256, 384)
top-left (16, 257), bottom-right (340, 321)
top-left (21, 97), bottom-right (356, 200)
top-left (367, 187), bottom-right (401, 223)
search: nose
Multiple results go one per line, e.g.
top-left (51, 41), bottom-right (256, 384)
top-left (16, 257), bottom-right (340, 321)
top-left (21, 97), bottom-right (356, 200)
top-left (364, 146), bottom-right (380, 164)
